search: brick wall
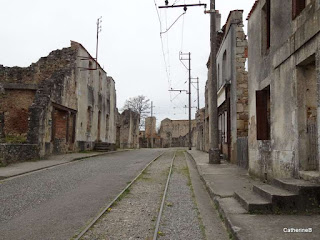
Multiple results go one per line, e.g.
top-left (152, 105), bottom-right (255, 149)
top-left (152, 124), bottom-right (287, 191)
top-left (53, 109), bottom-right (68, 139)
top-left (0, 89), bottom-right (36, 137)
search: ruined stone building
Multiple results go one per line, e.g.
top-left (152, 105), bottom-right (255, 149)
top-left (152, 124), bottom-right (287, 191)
top-left (0, 41), bottom-right (117, 164)
top-left (195, 108), bottom-right (206, 151)
top-left (159, 118), bottom-right (197, 148)
top-left (139, 117), bottom-right (162, 148)
top-left (247, 0), bottom-right (320, 181)
top-left (197, 10), bottom-right (248, 167)
top-left (118, 109), bottom-right (140, 149)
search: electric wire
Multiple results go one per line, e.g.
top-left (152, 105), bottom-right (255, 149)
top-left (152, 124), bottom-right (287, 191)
top-left (160, 12), bottom-right (186, 35)
top-left (165, 10), bottom-right (171, 88)
top-left (154, 0), bottom-right (171, 94)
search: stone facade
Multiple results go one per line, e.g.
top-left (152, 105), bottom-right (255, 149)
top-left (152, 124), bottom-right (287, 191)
top-left (197, 10), bottom-right (248, 165)
top-left (247, 0), bottom-right (320, 181)
top-left (159, 118), bottom-right (197, 148)
top-left (0, 143), bottom-right (39, 166)
top-left (0, 41), bottom-right (117, 163)
top-left (119, 109), bottom-right (140, 149)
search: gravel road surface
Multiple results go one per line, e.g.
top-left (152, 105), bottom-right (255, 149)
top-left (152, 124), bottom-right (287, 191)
top-left (0, 149), bottom-right (163, 240)
top-left (158, 150), bottom-right (204, 240)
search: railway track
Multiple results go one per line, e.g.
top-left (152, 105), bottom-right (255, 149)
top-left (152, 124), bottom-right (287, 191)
top-left (152, 151), bottom-right (176, 240)
top-left (73, 151), bottom-right (165, 240)
top-left (74, 149), bottom-right (203, 240)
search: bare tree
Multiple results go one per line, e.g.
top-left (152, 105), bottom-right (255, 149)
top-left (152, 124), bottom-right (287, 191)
top-left (122, 95), bottom-right (150, 129)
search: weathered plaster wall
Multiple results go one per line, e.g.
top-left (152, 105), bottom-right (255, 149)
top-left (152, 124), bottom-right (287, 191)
top-left (248, 0), bottom-right (320, 180)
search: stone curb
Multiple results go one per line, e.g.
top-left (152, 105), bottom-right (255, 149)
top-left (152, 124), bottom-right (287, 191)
top-left (0, 149), bottom-right (131, 181)
top-left (186, 151), bottom-right (242, 240)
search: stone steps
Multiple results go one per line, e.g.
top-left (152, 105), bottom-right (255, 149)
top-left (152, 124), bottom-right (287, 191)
top-left (253, 183), bottom-right (300, 212)
top-left (94, 142), bottom-right (113, 152)
top-left (273, 178), bottom-right (320, 194)
top-left (234, 177), bottom-right (320, 214)
top-left (299, 171), bottom-right (320, 183)
top-left (234, 188), bottom-right (272, 213)
top-left (273, 178), bottom-right (320, 211)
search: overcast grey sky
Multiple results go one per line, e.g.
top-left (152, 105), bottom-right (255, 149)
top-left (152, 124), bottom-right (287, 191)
top-left (0, 0), bottom-right (254, 126)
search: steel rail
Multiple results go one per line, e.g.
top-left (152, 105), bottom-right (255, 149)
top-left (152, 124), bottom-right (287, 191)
top-left (153, 150), bottom-right (177, 240)
top-left (74, 151), bottom-right (165, 240)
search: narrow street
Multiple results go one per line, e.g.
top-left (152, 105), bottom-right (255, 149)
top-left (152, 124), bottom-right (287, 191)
top-left (80, 149), bottom-right (228, 240)
top-left (0, 149), bottom-right (229, 240)
top-left (0, 149), bottom-right (164, 240)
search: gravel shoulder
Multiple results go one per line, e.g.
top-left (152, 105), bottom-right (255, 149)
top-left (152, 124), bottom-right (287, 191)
top-left (81, 150), bottom-right (175, 240)
top-left (158, 150), bottom-right (205, 240)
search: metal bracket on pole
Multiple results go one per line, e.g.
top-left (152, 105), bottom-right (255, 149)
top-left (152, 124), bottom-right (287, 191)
top-left (204, 9), bottom-right (218, 14)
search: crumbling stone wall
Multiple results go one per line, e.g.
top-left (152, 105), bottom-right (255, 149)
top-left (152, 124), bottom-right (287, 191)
top-left (159, 118), bottom-right (196, 148)
top-left (145, 117), bottom-right (157, 138)
top-left (196, 108), bottom-right (205, 151)
top-left (0, 48), bottom-right (75, 140)
top-left (119, 109), bottom-right (140, 149)
top-left (0, 41), bottom-right (118, 161)
top-left (0, 143), bottom-right (39, 166)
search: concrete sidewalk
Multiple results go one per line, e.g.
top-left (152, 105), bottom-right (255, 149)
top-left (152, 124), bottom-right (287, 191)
top-left (187, 149), bottom-right (320, 240)
top-left (0, 150), bottom-right (128, 179)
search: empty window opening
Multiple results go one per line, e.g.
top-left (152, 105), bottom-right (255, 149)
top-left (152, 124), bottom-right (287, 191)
top-left (261, 0), bottom-right (271, 54)
top-left (292, 0), bottom-right (306, 19)
top-left (256, 86), bottom-right (271, 140)
top-left (218, 64), bottom-right (221, 88)
top-left (99, 71), bottom-right (102, 91)
top-left (222, 51), bottom-right (227, 83)
top-left (106, 114), bottom-right (110, 140)
top-left (97, 111), bottom-right (101, 141)
top-left (87, 107), bottom-right (93, 134)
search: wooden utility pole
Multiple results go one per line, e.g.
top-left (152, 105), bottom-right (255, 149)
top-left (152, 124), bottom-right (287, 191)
top-left (208, 0), bottom-right (220, 164)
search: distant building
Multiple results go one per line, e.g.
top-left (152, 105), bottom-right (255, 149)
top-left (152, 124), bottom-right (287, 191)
top-left (118, 109), bottom-right (140, 149)
top-left (0, 41), bottom-right (117, 164)
top-left (159, 118), bottom-right (197, 148)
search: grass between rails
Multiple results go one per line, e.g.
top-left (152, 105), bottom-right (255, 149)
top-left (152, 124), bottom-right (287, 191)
top-left (179, 151), bottom-right (207, 240)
